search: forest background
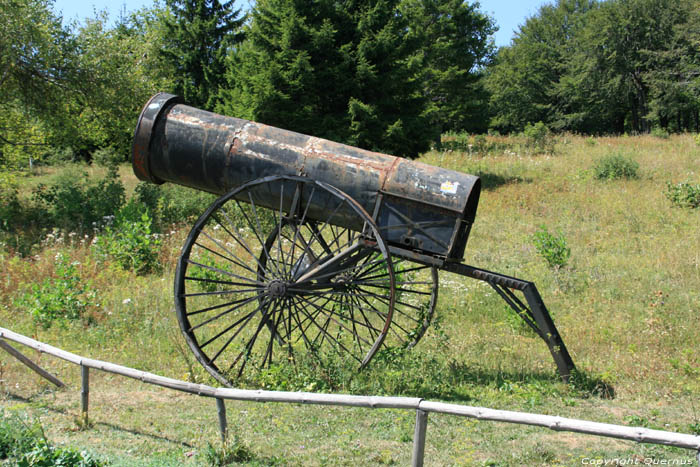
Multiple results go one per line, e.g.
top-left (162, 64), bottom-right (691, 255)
top-left (3, 0), bottom-right (700, 169)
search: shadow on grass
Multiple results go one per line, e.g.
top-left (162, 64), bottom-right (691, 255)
top-left (353, 358), bottom-right (616, 403)
top-left (568, 368), bottom-right (616, 400)
top-left (2, 391), bottom-right (194, 448)
top-left (473, 171), bottom-right (532, 191)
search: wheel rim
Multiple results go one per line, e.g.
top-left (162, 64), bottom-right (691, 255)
top-left (174, 176), bottom-right (395, 386)
top-left (380, 259), bottom-right (438, 350)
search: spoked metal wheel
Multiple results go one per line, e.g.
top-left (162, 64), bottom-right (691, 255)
top-left (380, 259), bottom-right (438, 350)
top-left (175, 175), bottom-right (396, 386)
top-left (262, 224), bottom-right (439, 352)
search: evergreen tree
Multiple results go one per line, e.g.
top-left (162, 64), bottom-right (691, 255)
top-left (161, 0), bottom-right (244, 110)
top-left (219, 0), bottom-right (431, 158)
top-left (402, 0), bottom-right (497, 134)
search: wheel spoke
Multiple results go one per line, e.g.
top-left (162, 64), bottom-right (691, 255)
top-left (174, 176), bottom-right (398, 385)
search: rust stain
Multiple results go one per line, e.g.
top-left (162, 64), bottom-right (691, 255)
top-left (381, 157), bottom-right (401, 192)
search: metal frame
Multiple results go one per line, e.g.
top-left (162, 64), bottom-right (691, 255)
top-left (382, 245), bottom-right (576, 382)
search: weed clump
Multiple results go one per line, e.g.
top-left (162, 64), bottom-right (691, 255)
top-left (665, 181), bottom-right (700, 208)
top-left (593, 153), bottom-right (639, 180)
top-left (93, 201), bottom-right (161, 275)
top-left (532, 226), bottom-right (571, 269)
top-left (0, 413), bottom-right (103, 466)
top-left (16, 252), bottom-right (97, 328)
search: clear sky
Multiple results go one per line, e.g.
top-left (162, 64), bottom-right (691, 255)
top-left (51, 0), bottom-right (550, 48)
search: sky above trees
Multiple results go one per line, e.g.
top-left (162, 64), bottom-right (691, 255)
top-left (52, 0), bottom-right (549, 47)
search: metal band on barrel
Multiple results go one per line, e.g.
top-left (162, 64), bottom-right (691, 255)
top-left (131, 93), bottom-right (183, 184)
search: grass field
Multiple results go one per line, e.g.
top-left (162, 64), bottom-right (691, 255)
top-left (1, 134), bottom-right (699, 465)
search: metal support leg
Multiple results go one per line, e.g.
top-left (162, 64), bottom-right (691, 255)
top-left (216, 398), bottom-right (227, 442)
top-left (442, 262), bottom-right (576, 382)
top-left (522, 284), bottom-right (575, 382)
top-left (81, 366), bottom-right (89, 422)
top-left (411, 409), bottom-right (428, 467)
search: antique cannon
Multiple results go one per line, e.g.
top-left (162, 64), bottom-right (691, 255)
top-left (132, 93), bottom-right (576, 386)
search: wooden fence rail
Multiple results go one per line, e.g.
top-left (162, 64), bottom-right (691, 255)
top-left (1, 326), bottom-right (699, 466)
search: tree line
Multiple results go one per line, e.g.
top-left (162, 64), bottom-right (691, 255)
top-left (1, 0), bottom-right (699, 167)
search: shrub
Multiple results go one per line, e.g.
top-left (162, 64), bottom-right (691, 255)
top-left (650, 127), bottom-right (670, 139)
top-left (665, 181), bottom-right (700, 208)
top-left (93, 201), bottom-right (162, 275)
top-left (92, 146), bottom-right (123, 167)
top-left (134, 182), bottom-right (216, 229)
top-left (532, 226), bottom-right (571, 269)
top-left (0, 172), bottom-right (49, 255)
top-left (188, 253), bottom-right (229, 292)
top-left (16, 253), bottom-right (97, 328)
top-left (0, 173), bottom-right (21, 234)
top-left (522, 121), bottom-right (555, 154)
top-left (0, 414), bottom-right (103, 466)
top-left (33, 165), bottom-right (125, 231)
top-left (593, 153), bottom-right (639, 180)
top-left (44, 147), bottom-right (77, 165)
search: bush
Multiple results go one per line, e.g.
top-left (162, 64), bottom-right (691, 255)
top-left (0, 172), bottom-right (49, 255)
top-left (16, 252), bottom-right (97, 328)
top-left (93, 201), bottom-right (161, 275)
top-left (522, 121), bottom-right (555, 154)
top-left (92, 146), bottom-right (123, 167)
top-left (650, 127), bottom-right (670, 139)
top-left (593, 153), bottom-right (639, 180)
top-left (134, 182), bottom-right (216, 229)
top-left (44, 147), bottom-right (77, 165)
top-left (0, 173), bottom-right (21, 234)
top-left (33, 165), bottom-right (125, 231)
top-left (0, 414), bottom-right (103, 466)
top-left (532, 226), bottom-right (571, 269)
top-left (665, 181), bottom-right (700, 208)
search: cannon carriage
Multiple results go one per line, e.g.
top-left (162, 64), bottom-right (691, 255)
top-left (132, 93), bottom-right (576, 386)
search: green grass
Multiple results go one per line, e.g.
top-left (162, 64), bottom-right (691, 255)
top-left (1, 134), bottom-right (700, 465)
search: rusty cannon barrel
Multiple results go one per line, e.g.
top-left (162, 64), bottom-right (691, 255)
top-left (132, 93), bottom-right (481, 260)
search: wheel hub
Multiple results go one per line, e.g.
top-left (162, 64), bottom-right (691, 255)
top-left (267, 280), bottom-right (288, 298)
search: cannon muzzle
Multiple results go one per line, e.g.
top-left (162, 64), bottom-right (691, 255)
top-left (132, 93), bottom-right (481, 260)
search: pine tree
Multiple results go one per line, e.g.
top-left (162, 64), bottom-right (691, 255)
top-left (161, 0), bottom-right (244, 110)
top-left (402, 0), bottom-right (497, 134)
top-left (219, 0), bottom-right (431, 158)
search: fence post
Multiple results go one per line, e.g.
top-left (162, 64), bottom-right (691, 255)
top-left (81, 365), bottom-right (89, 423)
top-left (411, 409), bottom-right (428, 467)
top-left (216, 398), bottom-right (227, 443)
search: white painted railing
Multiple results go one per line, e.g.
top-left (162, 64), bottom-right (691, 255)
top-left (1, 327), bottom-right (698, 466)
